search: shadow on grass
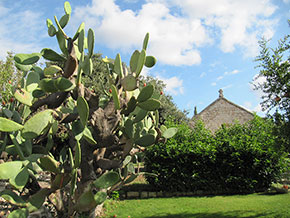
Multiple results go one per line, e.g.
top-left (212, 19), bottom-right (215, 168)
top-left (144, 211), bottom-right (278, 218)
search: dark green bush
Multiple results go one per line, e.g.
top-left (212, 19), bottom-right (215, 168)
top-left (144, 116), bottom-right (284, 193)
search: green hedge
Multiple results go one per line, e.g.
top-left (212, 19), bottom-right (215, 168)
top-left (144, 117), bottom-right (284, 194)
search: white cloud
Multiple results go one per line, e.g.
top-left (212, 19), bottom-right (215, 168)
top-left (243, 101), bottom-right (263, 113)
top-left (72, 0), bottom-right (210, 66)
top-left (221, 84), bottom-right (233, 90)
top-left (217, 76), bottom-right (223, 81)
top-left (0, 4), bottom-right (45, 59)
top-left (213, 69), bottom-right (239, 83)
top-left (211, 82), bottom-right (217, 86)
top-left (169, 0), bottom-right (278, 57)
top-left (156, 75), bottom-right (184, 95)
top-left (250, 74), bottom-right (267, 98)
top-left (224, 69), bottom-right (239, 75)
top-left (200, 72), bottom-right (206, 78)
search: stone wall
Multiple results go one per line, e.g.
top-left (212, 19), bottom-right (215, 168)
top-left (191, 93), bottom-right (254, 132)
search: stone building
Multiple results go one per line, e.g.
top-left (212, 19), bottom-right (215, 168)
top-left (190, 89), bottom-right (254, 132)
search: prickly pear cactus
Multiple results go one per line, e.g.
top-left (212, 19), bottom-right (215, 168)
top-left (0, 1), bottom-right (177, 217)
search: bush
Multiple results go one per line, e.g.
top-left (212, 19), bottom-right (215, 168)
top-left (144, 116), bottom-right (284, 194)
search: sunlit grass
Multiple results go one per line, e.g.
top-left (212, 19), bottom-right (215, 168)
top-left (102, 193), bottom-right (290, 218)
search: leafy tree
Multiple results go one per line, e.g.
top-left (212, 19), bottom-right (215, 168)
top-left (0, 52), bottom-right (21, 106)
top-left (82, 53), bottom-right (110, 95)
top-left (254, 23), bottom-right (290, 116)
top-left (140, 76), bottom-right (189, 124)
top-left (254, 21), bottom-right (290, 152)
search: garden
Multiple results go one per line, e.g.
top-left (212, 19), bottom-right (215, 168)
top-left (0, 1), bottom-right (289, 218)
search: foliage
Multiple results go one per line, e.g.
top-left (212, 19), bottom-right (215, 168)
top-left (253, 26), bottom-right (290, 116)
top-left (0, 2), bottom-right (176, 217)
top-left (0, 52), bottom-right (22, 106)
top-left (254, 23), bottom-right (290, 153)
top-left (144, 116), bottom-right (284, 193)
top-left (140, 76), bottom-right (189, 124)
top-left (82, 53), bottom-right (110, 96)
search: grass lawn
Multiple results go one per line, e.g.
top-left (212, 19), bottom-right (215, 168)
top-left (102, 193), bottom-right (290, 218)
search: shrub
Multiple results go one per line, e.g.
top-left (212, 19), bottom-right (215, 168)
top-left (144, 116), bottom-right (284, 193)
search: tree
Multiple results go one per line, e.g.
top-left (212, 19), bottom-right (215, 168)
top-left (254, 21), bottom-right (290, 152)
top-left (0, 2), bottom-right (176, 217)
top-left (254, 24), bottom-right (290, 116)
top-left (0, 52), bottom-right (21, 106)
top-left (140, 76), bottom-right (189, 124)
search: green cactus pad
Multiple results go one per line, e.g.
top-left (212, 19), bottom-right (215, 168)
top-left (162, 127), bottom-right (178, 138)
top-left (15, 63), bottom-right (33, 72)
top-left (127, 162), bottom-right (135, 174)
top-left (56, 31), bottom-right (68, 56)
top-left (54, 77), bottom-right (75, 92)
top-left (39, 155), bottom-right (60, 174)
top-left (94, 191), bottom-right (107, 205)
top-left (145, 56), bottom-right (157, 68)
top-left (41, 48), bottom-right (66, 62)
top-left (77, 96), bottom-right (89, 127)
top-left (148, 128), bottom-right (158, 137)
top-left (87, 28), bottom-right (95, 58)
top-left (10, 167), bottom-right (29, 190)
top-left (124, 119), bottom-right (134, 139)
top-left (136, 49), bottom-right (146, 77)
top-left (124, 174), bottom-right (138, 184)
top-left (78, 29), bottom-right (85, 53)
top-left (70, 170), bottom-right (77, 195)
top-left (137, 84), bottom-right (154, 102)
top-left (143, 33), bottom-right (149, 51)
top-left (14, 89), bottom-right (33, 106)
top-left (22, 110), bottom-right (54, 139)
top-left (127, 96), bottom-right (137, 114)
top-left (75, 140), bottom-right (81, 168)
top-left (133, 108), bottom-right (148, 123)
top-left (130, 50), bottom-right (140, 73)
top-left (39, 78), bottom-right (58, 93)
top-left (46, 19), bottom-right (57, 37)
top-left (121, 75), bottom-right (137, 91)
top-left (0, 190), bottom-right (26, 206)
top-left (83, 126), bottom-right (97, 144)
top-left (32, 89), bottom-right (45, 98)
top-left (59, 14), bottom-right (70, 29)
top-left (135, 134), bottom-right (155, 147)
top-left (114, 53), bottom-right (123, 78)
top-left (26, 71), bottom-right (40, 92)
top-left (72, 22), bottom-right (85, 41)
top-left (64, 1), bottom-right (71, 14)
top-left (27, 188), bottom-right (51, 212)
top-left (92, 171), bottom-right (120, 189)
top-left (0, 117), bottom-right (24, 132)
top-left (123, 156), bottom-right (132, 166)
top-left (44, 65), bottom-right (63, 77)
top-left (138, 98), bottom-right (160, 111)
top-left (74, 190), bottom-right (96, 212)
top-left (72, 120), bottom-right (85, 141)
top-left (82, 56), bottom-right (93, 75)
top-left (122, 96), bottom-right (137, 116)
top-left (160, 125), bottom-right (167, 133)
top-left (8, 208), bottom-right (29, 217)
top-left (0, 161), bottom-right (22, 180)
top-left (111, 84), bottom-right (120, 110)
top-left (14, 53), bottom-right (41, 65)
top-left (2, 109), bottom-right (13, 118)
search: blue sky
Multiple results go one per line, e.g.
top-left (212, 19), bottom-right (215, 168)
top-left (0, 0), bottom-right (289, 117)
